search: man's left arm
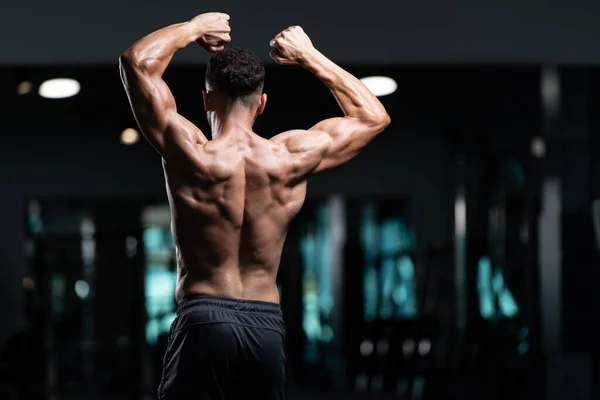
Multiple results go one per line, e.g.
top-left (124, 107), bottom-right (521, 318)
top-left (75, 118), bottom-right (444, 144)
top-left (119, 13), bottom-right (230, 163)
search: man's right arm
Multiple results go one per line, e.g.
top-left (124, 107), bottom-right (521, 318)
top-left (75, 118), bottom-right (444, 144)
top-left (119, 13), bottom-right (230, 166)
top-left (270, 27), bottom-right (390, 179)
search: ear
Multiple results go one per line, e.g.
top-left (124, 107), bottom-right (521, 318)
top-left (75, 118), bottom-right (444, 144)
top-left (256, 93), bottom-right (267, 115)
top-left (203, 91), bottom-right (210, 112)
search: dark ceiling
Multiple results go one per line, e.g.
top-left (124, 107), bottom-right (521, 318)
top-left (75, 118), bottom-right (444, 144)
top-left (5, 0), bottom-right (600, 64)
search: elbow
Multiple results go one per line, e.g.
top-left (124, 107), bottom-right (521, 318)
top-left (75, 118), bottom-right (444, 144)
top-left (380, 113), bottom-right (391, 129)
top-left (370, 112), bottom-right (391, 133)
top-left (119, 49), bottom-right (135, 68)
top-left (119, 49), bottom-right (155, 74)
top-left (353, 112), bottom-right (390, 136)
top-left (363, 105), bottom-right (391, 128)
top-left (119, 51), bottom-right (137, 78)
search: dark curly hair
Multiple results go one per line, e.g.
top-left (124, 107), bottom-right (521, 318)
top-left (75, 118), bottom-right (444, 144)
top-left (205, 47), bottom-right (265, 99)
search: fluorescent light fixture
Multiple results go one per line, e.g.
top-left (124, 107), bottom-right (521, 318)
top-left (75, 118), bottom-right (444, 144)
top-left (121, 128), bottom-right (140, 145)
top-left (360, 76), bottom-right (397, 97)
top-left (39, 78), bottom-right (80, 99)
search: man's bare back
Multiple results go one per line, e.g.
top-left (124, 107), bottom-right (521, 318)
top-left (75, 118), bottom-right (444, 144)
top-left (120, 13), bottom-right (390, 305)
top-left (165, 131), bottom-right (308, 303)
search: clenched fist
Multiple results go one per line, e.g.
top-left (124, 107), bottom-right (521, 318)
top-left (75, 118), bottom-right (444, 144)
top-left (193, 12), bottom-right (231, 52)
top-left (269, 26), bottom-right (315, 65)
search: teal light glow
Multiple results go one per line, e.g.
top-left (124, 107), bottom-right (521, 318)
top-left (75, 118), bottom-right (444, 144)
top-left (143, 226), bottom-right (177, 344)
top-left (477, 256), bottom-right (520, 319)
top-left (360, 202), bottom-right (416, 321)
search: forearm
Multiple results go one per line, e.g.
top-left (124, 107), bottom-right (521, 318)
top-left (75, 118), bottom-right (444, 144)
top-left (121, 19), bottom-right (202, 76)
top-left (301, 50), bottom-right (389, 123)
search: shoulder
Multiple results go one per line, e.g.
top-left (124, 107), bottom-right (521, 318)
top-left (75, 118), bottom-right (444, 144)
top-left (264, 130), bottom-right (332, 185)
top-left (165, 140), bottom-right (233, 181)
top-left (269, 129), bottom-right (332, 154)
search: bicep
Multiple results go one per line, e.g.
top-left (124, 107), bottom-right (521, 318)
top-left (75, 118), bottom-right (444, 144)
top-left (270, 117), bottom-right (384, 182)
top-left (308, 117), bottom-right (379, 173)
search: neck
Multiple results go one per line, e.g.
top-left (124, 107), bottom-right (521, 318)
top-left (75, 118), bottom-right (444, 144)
top-left (209, 101), bottom-right (257, 139)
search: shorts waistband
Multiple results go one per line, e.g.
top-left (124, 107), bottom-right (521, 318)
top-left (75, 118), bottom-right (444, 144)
top-left (177, 295), bottom-right (282, 317)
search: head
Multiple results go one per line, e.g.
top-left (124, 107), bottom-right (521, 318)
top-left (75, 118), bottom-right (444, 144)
top-left (204, 47), bottom-right (267, 127)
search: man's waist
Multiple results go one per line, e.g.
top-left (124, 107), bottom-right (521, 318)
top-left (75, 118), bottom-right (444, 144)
top-left (176, 268), bottom-right (280, 303)
top-left (177, 294), bottom-right (282, 315)
top-left (172, 294), bottom-right (286, 337)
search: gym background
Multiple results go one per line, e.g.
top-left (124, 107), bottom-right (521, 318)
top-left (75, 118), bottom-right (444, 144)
top-left (1, 1), bottom-right (600, 399)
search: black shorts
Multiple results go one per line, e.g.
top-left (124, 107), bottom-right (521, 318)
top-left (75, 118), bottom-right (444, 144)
top-left (158, 295), bottom-right (286, 400)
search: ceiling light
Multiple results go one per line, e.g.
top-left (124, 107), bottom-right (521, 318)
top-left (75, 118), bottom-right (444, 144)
top-left (17, 81), bottom-right (32, 95)
top-left (39, 78), bottom-right (80, 99)
top-left (360, 76), bottom-right (397, 97)
top-left (121, 128), bottom-right (140, 145)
